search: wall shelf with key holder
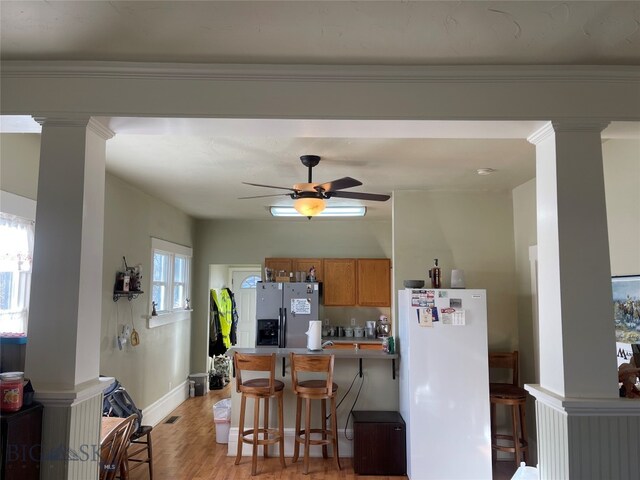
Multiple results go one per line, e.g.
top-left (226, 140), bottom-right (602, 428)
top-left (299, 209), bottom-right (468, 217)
top-left (113, 290), bottom-right (144, 302)
top-left (113, 256), bottom-right (144, 302)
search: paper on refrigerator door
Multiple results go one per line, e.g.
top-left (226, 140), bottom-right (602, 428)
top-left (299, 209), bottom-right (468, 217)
top-left (441, 308), bottom-right (466, 325)
top-left (291, 298), bottom-right (311, 314)
top-left (417, 307), bottom-right (434, 327)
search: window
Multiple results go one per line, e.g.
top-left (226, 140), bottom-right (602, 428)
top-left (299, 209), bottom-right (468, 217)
top-left (240, 275), bottom-right (261, 289)
top-left (0, 212), bottom-right (34, 335)
top-left (150, 238), bottom-right (192, 320)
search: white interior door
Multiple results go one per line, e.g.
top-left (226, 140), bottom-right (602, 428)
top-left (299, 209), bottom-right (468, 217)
top-left (231, 269), bottom-right (260, 347)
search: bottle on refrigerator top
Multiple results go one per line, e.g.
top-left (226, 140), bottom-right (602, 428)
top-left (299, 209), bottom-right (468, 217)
top-left (429, 259), bottom-right (441, 288)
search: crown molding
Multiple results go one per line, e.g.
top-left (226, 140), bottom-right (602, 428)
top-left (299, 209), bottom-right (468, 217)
top-left (2, 61), bottom-right (640, 84)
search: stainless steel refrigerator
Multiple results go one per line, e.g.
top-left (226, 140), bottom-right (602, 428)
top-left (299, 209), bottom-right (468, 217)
top-left (255, 282), bottom-right (320, 348)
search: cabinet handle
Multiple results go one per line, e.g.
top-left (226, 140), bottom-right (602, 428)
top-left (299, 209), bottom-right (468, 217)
top-left (394, 427), bottom-right (403, 431)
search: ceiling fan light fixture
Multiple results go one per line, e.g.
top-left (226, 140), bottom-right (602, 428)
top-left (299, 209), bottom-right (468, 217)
top-left (293, 197), bottom-right (326, 217)
top-left (270, 206), bottom-right (366, 217)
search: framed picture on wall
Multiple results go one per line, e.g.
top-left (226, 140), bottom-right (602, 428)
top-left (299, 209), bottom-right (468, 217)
top-left (613, 275), bottom-right (640, 366)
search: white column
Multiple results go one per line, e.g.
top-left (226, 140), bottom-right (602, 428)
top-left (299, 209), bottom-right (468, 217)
top-left (526, 121), bottom-right (640, 480)
top-left (528, 120), bottom-right (617, 399)
top-left (25, 116), bottom-right (114, 479)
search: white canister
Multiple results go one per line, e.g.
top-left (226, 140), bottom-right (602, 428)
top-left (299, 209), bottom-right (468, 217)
top-left (344, 327), bottom-right (354, 337)
top-left (451, 269), bottom-right (465, 288)
top-left (354, 326), bottom-right (365, 338)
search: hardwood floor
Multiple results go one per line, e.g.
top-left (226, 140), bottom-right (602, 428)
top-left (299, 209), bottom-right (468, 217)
top-left (128, 385), bottom-right (517, 480)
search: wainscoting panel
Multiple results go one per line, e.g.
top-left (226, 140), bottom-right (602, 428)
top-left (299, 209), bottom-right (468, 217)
top-left (68, 392), bottom-right (102, 479)
top-left (536, 401), bottom-right (568, 479)
top-left (535, 397), bottom-right (640, 480)
top-left (568, 414), bottom-right (640, 480)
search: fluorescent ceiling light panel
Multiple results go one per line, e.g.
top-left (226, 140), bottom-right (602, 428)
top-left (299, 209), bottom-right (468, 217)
top-left (270, 206), bottom-right (366, 217)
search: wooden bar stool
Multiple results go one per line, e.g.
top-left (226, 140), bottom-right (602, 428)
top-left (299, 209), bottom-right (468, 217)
top-left (489, 351), bottom-right (529, 467)
top-left (233, 352), bottom-right (286, 476)
top-left (290, 352), bottom-right (340, 475)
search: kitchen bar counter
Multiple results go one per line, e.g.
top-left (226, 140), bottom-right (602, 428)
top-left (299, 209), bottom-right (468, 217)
top-left (225, 346), bottom-right (399, 459)
top-left (227, 346), bottom-right (396, 360)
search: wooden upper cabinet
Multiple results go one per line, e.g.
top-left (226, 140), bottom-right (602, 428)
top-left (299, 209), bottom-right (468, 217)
top-left (292, 258), bottom-right (324, 282)
top-left (264, 258), bottom-right (292, 278)
top-left (357, 259), bottom-right (391, 307)
top-left (323, 259), bottom-right (357, 306)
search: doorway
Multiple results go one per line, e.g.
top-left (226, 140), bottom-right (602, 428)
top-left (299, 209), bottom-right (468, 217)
top-left (229, 268), bottom-right (261, 348)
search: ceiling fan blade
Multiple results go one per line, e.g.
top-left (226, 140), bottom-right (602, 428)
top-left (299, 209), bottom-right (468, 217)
top-left (238, 193), bottom-right (293, 200)
top-left (329, 191), bottom-right (391, 202)
top-left (315, 177), bottom-right (362, 193)
top-left (242, 182), bottom-right (298, 193)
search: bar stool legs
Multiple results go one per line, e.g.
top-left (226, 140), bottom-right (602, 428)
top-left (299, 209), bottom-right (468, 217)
top-left (235, 392), bottom-right (286, 476)
top-left (292, 396), bottom-right (340, 475)
top-left (290, 352), bottom-right (341, 475)
top-left (233, 352), bottom-right (285, 476)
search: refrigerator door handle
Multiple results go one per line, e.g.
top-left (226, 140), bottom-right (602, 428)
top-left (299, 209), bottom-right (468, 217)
top-left (280, 307), bottom-right (286, 348)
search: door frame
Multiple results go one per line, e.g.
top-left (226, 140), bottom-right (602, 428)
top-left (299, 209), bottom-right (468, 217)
top-left (228, 266), bottom-right (262, 291)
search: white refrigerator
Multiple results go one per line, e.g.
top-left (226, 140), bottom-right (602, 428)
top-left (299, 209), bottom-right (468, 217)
top-left (398, 288), bottom-right (492, 480)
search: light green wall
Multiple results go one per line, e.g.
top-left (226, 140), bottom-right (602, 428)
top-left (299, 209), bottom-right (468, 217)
top-left (393, 190), bottom-right (518, 349)
top-left (512, 179), bottom-right (538, 383)
top-left (100, 173), bottom-right (195, 409)
top-left (192, 218), bottom-right (392, 371)
top-left (603, 139), bottom-right (640, 276)
top-left (0, 133), bottom-right (40, 200)
top-left (511, 177), bottom-right (538, 451)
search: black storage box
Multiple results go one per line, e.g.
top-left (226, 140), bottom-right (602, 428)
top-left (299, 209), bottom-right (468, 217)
top-left (352, 410), bottom-right (406, 476)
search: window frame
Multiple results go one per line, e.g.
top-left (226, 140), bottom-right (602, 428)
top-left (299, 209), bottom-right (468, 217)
top-left (149, 237), bottom-right (192, 328)
top-left (0, 191), bottom-right (36, 335)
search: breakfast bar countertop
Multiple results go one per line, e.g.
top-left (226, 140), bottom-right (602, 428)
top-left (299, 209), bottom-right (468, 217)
top-left (226, 346), bottom-right (397, 360)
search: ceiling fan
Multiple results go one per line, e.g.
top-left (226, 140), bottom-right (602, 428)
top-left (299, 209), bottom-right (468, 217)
top-left (239, 155), bottom-right (390, 217)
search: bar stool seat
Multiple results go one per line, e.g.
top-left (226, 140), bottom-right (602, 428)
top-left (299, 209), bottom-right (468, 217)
top-left (296, 380), bottom-right (338, 392)
top-left (290, 353), bottom-right (341, 475)
top-left (234, 352), bottom-right (286, 476)
top-left (489, 351), bottom-right (529, 468)
top-left (243, 378), bottom-right (285, 390)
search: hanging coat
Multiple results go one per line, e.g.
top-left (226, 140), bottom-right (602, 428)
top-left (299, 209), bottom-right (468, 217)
top-left (218, 289), bottom-right (234, 348)
top-left (223, 287), bottom-right (239, 346)
top-left (209, 289), bottom-right (227, 356)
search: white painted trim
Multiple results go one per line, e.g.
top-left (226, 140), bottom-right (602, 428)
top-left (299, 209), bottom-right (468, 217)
top-left (227, 427), bottom-right (354, 458)
top-left (0, 190), bottom-right (36, 219)
top-left (34, 377), bottom-right (111, 407)
top-left (148, 309), bottom-right (192, 328)
top-left (141, 380), bottom-right (189, 427)
top-left (527, 122), bottom-right (555, 145)
top-left (151, 237), bottom-right (193, 257)
top-left (2, 62), bottom-right (639, 83)
top-left (526, 384), bottom-right (640, 416)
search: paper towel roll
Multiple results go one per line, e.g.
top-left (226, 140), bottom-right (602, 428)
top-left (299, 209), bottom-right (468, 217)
top-left (306, 320), bottom-right (322, 351)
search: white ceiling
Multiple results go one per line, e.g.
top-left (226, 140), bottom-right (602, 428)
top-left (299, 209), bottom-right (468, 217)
top-left (2, 1), bottom-right (639, 65)
top-left (1, 1), bottom-right (638, 220)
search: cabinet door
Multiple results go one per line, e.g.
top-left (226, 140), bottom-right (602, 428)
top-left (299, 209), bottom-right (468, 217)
top-left (264, 258), bottom-right (292, 279)
top-left (357, 259), bottom-right (391, 306)
top-left (323, 259), bottom-right (357, 306)
top-left (292, 258), bottom-right (323, 282)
